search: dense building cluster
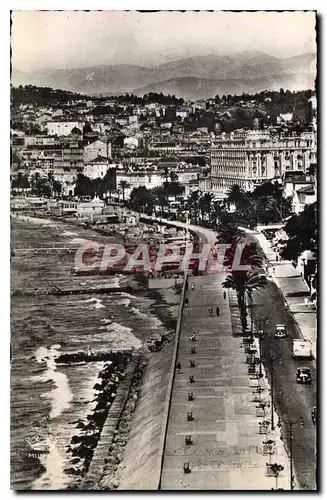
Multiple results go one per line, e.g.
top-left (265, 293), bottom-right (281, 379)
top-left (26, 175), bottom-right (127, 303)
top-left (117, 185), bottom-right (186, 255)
top-left (11, 86), bottom-right (316, 213)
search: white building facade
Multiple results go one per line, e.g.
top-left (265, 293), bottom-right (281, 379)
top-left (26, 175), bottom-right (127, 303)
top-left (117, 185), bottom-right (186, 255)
top-left (83, 140), bottom-right (111, 163)
top-left (47, 121), bottom-right (84, 136)
top-left (210, 130), bottom-right (316, 198)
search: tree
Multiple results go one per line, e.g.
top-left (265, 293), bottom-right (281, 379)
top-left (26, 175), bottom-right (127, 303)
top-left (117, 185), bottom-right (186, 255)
top-left (223, 272), bottom-right (266, 332)
top-left (101, 169), bottom-right (116, 202)
top-left (198, 193), bottom-right (214, 224)
top-left (216, 211), bottom-right (239, 244)
top-left (152, 186), bottom-right (168, 216)
top-left (187, 190), bottom-right (201, 224)
top-left (130, 186), bottom-right (153, 213)
top-left (281, 202), bottom-right (317, 261)
top-left (29, 173), bottom-right (52, 198)
top-left (11, 172), bottom-right (30, 191)
top-left (160, 166), bottom-right (170, 183)
top-left (119, 180), bottom-right (130, 202)
top-left (227, 184), bottom-right (247, 207)
top-left (307, 163), bottom-right (317, 177)
top-left (163, 181), bottom-right (184, 200)
top-left (52, 180), bottom-right (62, 197)
top-left (74, 174), bottom-right (94, 198)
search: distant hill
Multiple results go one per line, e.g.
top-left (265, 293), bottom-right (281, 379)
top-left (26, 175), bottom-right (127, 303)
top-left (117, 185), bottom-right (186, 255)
top-left (12, 51), bottom-right (316, 100)
top-left (133, 74), bottom-right (316, 102)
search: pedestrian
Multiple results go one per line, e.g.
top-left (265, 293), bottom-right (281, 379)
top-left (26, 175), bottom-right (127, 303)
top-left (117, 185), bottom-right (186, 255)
top-left (223, 291), bottom-right (226, 300)
top-left (176, 361), bottom-right (181, 373)
top-left (208, 307), bottom-right (213, 316)
top-left (272, 267), bottom-right (275, 274)
top-left (185, 297), bottom-right (189, 307)
top-left (191, 282), bottom-right (195, 290)
top-left (216, 306), bottom-right (220, 317)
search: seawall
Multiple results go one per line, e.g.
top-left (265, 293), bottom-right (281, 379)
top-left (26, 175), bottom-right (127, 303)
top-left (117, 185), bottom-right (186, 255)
top-left (117, 273), bottom-right (188, 490)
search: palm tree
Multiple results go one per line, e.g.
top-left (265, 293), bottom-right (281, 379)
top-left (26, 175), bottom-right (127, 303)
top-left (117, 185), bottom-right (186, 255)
top-left (198, 192), bottom-right (214, 225)
top-left (187, 190), bottom-right (200, 224)
top-left (152, 186), bottom-right (168, 216)
top-left (222, 272), bottom-right (266, 332)
top-left (216, 211), bottom-right (239, 244)
top-left (119, 180), bottom-right (130, 202)
top-left (227, 184), bottom-right (246, 206)
top-left (210, 200), bottom-right (224, 228)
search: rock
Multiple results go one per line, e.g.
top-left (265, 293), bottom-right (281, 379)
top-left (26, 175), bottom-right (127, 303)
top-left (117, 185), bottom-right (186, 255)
top-left (70, 457), bottom-right (82, 465)
top-left (71, 435), bottom-right (83, 445)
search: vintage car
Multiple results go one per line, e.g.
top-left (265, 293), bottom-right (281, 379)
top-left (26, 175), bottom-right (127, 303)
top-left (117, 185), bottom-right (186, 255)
top-left (275, 324), bottom-right (287, 338)
top-left (296, 367), bottom-right (312, 384)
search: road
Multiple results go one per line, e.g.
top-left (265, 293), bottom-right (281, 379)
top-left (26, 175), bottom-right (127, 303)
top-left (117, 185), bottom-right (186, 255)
top-left (251, 280), bottom-right (317, 490)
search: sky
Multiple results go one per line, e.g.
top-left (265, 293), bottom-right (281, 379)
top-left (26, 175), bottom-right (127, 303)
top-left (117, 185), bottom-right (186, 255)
top-left (11, 10), bottom-right (316, 71)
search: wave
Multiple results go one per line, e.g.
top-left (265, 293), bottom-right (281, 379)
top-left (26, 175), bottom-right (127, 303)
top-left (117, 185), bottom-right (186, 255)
top-left (115, 297), bottom-right (131, 307)
top-left (68, 237), bottom-right (91, 245)
top-left (76, 297), bottom-right (105, 309)
top-left (100, 322), bottom-right (142, 350)
top-left (31, 433), bottom-right (71, 490)
top-left (30, 345), bottom-right (74, 489)
top-left (34, 345), bottom-right (73, 419)
top-left (62, 231), bottom-right (79, 237)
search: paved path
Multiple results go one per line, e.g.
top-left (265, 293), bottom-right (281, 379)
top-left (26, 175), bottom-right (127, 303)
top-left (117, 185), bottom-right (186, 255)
top-left (160, 274), bottom-right (290, 490)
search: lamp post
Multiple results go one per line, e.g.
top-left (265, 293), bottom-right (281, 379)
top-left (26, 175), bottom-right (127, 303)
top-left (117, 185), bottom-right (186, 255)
top-left (278, 416), bottom-right (304, 490)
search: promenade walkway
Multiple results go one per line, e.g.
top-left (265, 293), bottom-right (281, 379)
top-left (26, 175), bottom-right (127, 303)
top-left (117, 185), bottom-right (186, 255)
top-left (160, 273), bottom-right (290, 490)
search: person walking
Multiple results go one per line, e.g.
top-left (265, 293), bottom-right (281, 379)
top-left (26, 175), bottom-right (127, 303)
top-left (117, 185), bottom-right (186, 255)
top-left (185, 297), bottom-right (189, 307)
top-left (208, 307), bottom-right (213, 316)
top-left (176, 361), bottom-right (181, 373)
top-left (223, 291), bottom-right (226, 300)
top-left (216, 306), bottom-right (220, 317)
top-left (191, 282), bottom-right (195, 290)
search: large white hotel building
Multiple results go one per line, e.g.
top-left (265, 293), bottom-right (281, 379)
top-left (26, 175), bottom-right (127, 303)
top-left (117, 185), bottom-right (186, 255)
top-left (210, 129), bottom-right (316, 198)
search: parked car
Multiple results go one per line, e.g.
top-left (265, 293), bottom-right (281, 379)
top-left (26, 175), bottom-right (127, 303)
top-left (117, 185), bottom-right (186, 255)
top-left (275, 324), bottom-right (286, 338)
top-left (296, 367), bottom-right (312, 384)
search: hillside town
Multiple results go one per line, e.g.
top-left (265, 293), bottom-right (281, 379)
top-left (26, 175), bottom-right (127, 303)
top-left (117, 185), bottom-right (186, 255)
top-left (11, 85), bottom-right (317, 276)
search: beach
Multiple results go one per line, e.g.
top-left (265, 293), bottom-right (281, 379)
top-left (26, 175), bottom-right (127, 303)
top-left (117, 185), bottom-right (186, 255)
top-left (10, 216), bottom-right (180, 490)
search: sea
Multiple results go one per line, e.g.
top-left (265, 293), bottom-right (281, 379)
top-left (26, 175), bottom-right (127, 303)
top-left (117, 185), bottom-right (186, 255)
top-left (10, 216), bottom-right (169, 490)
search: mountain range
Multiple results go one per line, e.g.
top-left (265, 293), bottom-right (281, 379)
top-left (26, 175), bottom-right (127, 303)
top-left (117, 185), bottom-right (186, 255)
top-left (12, 51), bottom-right (316, 101)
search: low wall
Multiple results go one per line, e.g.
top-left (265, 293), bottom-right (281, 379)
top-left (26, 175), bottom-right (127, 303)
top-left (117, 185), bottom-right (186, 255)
top-left (117, 273), bottom-right (188, 490)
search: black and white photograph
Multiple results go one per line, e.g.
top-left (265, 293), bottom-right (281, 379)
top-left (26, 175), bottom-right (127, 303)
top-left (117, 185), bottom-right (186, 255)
top-left (9, 9), bottom-right (317, 491)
